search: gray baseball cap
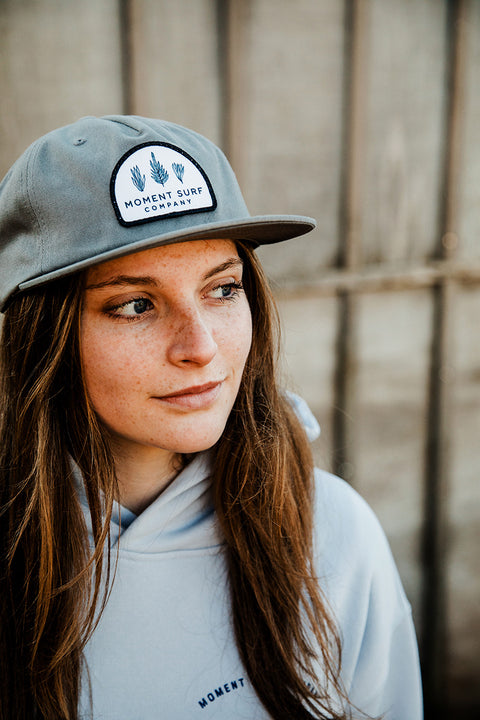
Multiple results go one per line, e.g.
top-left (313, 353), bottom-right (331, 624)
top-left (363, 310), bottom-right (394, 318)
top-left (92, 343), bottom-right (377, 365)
top-left (0, 115), bottom-right (316, 311)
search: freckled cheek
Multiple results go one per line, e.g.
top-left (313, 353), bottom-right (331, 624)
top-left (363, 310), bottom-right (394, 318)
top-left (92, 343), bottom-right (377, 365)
top-left (214, 307), bottom-right (252, 374)
top-left (80, 329), bottom-right (151, 406)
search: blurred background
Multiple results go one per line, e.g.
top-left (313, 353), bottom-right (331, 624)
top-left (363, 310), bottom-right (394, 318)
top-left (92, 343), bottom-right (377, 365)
top-left (0, 1), bottom-right (479, 717)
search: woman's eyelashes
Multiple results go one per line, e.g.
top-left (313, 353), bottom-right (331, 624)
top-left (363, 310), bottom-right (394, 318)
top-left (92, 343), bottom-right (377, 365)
top-left (207, 280), bottom-right (244, 302)
top-left (106, 296), bottom-right (154, 319)
top-left (103, 281), bottom-right (244, 320)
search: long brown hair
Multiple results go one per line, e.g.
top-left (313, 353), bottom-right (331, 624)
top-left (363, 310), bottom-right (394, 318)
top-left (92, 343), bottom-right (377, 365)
top-left (0, 276), bottom-right (118, 719)
top-left (214, 245), bottom-right (347, 718)
top-left (0, 244), bottom-right (349, 719)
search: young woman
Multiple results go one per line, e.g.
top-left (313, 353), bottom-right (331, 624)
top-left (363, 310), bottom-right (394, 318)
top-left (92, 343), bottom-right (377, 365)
top-left (0, 116), bottom-right (423, 719)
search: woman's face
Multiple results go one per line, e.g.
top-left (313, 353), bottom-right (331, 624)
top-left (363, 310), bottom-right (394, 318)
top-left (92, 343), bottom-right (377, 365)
top-left (80, 239), bottom-right (252, 461)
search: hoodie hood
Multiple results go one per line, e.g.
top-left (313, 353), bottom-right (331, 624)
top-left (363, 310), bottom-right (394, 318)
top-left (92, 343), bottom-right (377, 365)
top-left (286, 391), bottom-right (321, 442)
top-left (76, 393), bottom-right (320, 553)
top-left (76, 451), bottom-right (222, 552)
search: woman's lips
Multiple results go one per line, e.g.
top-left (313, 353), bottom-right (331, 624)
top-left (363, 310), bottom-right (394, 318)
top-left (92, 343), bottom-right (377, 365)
top-left (154, 381), bottom-right (223, 410)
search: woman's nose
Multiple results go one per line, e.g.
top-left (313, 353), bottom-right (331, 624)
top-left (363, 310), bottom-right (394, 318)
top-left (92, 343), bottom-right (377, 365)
top-left (166, 308), bottom-right (218, 366)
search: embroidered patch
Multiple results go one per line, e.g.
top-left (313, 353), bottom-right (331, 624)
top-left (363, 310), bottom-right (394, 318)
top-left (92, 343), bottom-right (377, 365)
top-left (110, 142), bottom-right (217, 226)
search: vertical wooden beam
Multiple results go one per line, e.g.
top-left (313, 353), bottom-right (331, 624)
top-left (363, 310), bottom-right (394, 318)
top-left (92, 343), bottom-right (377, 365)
top-left (216, 0), bottom-right (251, 181)
top-left (439, 0), bottom-right (468, 256)
top-left (338, 0), bottom-right (369, 271)
top-left (422, 2), bottom-right (467, 717)
top-left (332, 0), bottom-right (369, 481)
top-left (119, 0), bottom-right (133, 114)
top-left (423, 279), bottom-right (453, 719)
top-left (215, 0), bottom-right (230, 154)
top-left (332, 291), bottom-right (357, 481)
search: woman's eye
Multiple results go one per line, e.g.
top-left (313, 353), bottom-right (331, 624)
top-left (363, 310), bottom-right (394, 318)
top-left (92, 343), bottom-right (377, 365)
top-left (209, 282), bottom-right (243, 301)
top-left (108, 297), bottom-right (153, 318)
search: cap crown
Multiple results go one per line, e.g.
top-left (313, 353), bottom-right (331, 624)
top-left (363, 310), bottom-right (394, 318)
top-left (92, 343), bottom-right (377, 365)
top-left (0, 115), bottom-right (315, 310)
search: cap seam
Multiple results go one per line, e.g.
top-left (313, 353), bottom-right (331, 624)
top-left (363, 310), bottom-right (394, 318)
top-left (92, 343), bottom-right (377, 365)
top-left (23, 139), bottom-right (47, 274)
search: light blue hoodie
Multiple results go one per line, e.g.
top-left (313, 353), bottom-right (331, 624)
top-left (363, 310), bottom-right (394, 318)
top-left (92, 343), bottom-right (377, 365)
top-left (78, 401), bottom-right (423, 719)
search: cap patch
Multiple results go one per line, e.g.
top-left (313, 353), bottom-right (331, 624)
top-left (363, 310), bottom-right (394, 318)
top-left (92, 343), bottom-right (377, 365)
top-left (110, 142), bottom-right (217, 226)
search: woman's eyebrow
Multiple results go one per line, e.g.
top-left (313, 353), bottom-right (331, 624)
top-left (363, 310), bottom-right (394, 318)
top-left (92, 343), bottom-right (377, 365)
top-left (201, 257), bottom-right (243, 281)
top-left (86, 275), bottom-right (158, 290)
top-left (86, 258), bottom-right (243, 290)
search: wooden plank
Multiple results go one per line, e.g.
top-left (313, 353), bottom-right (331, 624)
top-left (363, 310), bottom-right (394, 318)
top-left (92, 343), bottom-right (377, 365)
top-left (421, 4), bottom-right (466, 715)
top-left (119, 0), bottom-right (134, 114)
top-left (228, 0), bottom-right (346, 278)
top-left (277, 259), bottom-right (480, 298)
top-left (277, 294), bottom-right (338, 470)
top-left (219, 0), bottom-right (252, 170)
top-left (339, 0), bottom-right (369, 270)
top-left (422, 279), bottom-right (453, 717)
top-left (331, 0), bottom-right (368, 481)
top-left (126, 0), bottom-right (222, 145)
top-left (331, 291), bottom-right (358, 481)
top-left (438, 0), bottom-right (468, 258)
top-left (0, 0), bottom-right (123, 176)
top-left (457, 0), bottom-right (480, 261)
top-left (446, 286), bottom-right (480, 711)
top-left (354, 289), bottom-right (430, 632)
top-left (359, 0), bottom-right (448, 264)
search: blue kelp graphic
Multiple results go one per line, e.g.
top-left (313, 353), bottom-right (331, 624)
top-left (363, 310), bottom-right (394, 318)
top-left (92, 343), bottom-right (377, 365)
top-left (150, 152), bottom-right (169, 185)
top-left (130, 165), bottom-right (146, 191)
top-left (172, 163), bottom-right (185, 183)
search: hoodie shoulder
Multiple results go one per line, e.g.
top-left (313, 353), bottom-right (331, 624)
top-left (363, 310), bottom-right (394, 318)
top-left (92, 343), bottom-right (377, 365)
top-left (311, 468), bottom-right (423, 719)
top-left (312, 467), bottom-right (409, 608)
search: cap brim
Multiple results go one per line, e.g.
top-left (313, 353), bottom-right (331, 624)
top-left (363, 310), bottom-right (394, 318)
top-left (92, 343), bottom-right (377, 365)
top-left (19, 214), bottom-right (316, 291)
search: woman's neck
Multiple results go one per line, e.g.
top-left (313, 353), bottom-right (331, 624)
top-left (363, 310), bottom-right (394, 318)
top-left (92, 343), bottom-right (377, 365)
top-left (109, 439), bottom-right (182, 515)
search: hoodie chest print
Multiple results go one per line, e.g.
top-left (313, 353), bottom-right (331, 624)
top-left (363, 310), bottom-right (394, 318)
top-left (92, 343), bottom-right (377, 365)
top-left (197, 677), bottom-right (245, 710)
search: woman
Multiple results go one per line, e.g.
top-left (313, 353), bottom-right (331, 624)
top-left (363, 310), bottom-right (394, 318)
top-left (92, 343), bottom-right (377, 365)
top-left (0, 116), bottom-right (422, 719)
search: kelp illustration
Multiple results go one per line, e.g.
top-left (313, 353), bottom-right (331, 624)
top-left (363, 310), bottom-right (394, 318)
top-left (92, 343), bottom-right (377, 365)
top-left (172, 163), bottom-right (185, 183)
top-left (130, 165), bottom-right (146, 191)
top-left (150, 152), bottom-right (169, 186)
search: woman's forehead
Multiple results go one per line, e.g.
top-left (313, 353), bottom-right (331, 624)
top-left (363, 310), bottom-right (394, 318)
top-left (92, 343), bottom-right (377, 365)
top-left (85, 238), bottom-right (240, 282)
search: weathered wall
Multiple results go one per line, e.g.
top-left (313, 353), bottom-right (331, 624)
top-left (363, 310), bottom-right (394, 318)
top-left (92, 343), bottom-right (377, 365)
top-left (1, 1), bottom-right (479, 716)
